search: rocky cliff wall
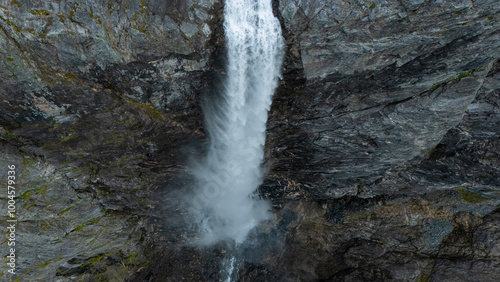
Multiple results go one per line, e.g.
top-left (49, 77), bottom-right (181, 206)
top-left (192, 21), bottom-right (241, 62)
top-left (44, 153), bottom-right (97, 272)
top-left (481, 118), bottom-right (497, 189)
top-left (0, 0), bottom-right (499, 281)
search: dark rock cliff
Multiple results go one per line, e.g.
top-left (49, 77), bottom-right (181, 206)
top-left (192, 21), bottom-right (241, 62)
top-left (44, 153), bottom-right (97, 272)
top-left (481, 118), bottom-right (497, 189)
top-left (0, 0), bottom-right (499, 281)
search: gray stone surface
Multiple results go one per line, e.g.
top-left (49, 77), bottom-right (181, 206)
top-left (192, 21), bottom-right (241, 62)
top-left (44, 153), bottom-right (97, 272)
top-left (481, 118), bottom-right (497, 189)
top-left (0, 0), bottom-right (499, 280)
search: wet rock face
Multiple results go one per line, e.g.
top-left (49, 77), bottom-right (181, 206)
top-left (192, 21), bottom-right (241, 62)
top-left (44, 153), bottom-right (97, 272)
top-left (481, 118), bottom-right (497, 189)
top-left (268, 0), bottom-right (500, 197)
top-left (257, 188), bottom-right (499, 280)
top-left (0, 0), bottom-right (499, 281)
top-left (0, 0), bottom-right (223, 280)
top-left (259, 0), bottom-right (500, 280)
top-left (0, 0), bottom-right (222, 126)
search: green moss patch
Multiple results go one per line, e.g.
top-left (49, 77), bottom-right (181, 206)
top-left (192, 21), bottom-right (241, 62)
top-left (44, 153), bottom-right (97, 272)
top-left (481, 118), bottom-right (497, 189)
top-left (30, 10), bottom-right (50, 16)
top-left (452, 70), bottom-right (476, 82)
top-left (127, 101), bottom-right (163, 119)
top-left (19, 190), bottom-right (32, 200)
top-left (429, 82), bottom-right (443, 91)
top-left (456, 187), bottom-right (490, 204)
top-left (428, 68), bottom-right (477, 93)
top-left (10, 0), bottom-right (22, 7)
top-left (37, 260), bottom-right (51, 268)
top-left (35, 184), bottom-right (49, 192)
top-left (57, 206), bottom-right (74, 216)
top-left (72, 217), bottom-right (102, 232)
top-left (64, 73), bottom-right (77, 79)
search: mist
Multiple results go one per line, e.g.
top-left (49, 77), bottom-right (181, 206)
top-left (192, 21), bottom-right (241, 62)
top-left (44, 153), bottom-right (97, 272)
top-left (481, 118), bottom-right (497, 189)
top-left (188, 0), bottom-right (284, 246)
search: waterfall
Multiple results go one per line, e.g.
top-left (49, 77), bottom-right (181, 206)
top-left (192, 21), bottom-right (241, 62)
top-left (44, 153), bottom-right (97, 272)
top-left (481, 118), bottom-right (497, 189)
top-left (220, 255), bottom-right (237, 282)
top-left (189, 0), bottom-right (284, 245)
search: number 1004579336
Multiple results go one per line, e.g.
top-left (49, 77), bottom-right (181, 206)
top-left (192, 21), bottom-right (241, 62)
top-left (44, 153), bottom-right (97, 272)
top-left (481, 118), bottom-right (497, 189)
top-left (7, 165), bottom-right (16, 218)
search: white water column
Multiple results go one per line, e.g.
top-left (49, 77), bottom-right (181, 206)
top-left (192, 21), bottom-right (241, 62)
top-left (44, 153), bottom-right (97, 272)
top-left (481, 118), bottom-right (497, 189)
top-left (190, 0), bottom-right (284, 245)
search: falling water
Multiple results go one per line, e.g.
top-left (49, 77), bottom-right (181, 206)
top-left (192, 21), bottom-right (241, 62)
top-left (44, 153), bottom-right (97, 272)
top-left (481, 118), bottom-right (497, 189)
top-left (220, 255), bottom-right (237, 282)
top-left (189, 0), bottom-right (284, 245)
